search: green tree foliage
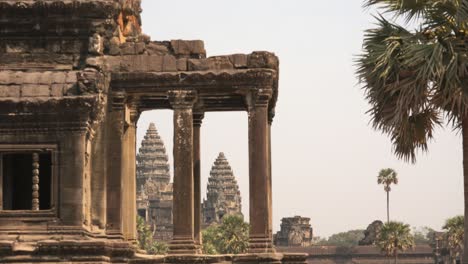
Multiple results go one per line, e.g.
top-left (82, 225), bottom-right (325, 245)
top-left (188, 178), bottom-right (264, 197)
top-left (376, 221), bottom-right (415, 264)
top-left (356, 0), bottom-right (468, 261)
top-left (412, 226), bottom-right (435, 245)
top-left (202, 214), bottom-right (249, 254)
top-left (443, 215), bottom-right (464, 263)
top-left (316, 230), bottom-right (365, 247)
top-left (136, 216), bottom-right (168, 255)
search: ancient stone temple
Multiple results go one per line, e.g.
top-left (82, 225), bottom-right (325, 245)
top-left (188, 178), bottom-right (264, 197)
top-left (136, 123), bottom-right (173, 241)
top-left (0, 0), bottom-right (305, 263)
top-left (274, 216), bottom-right (313, 247)
top-left (202, 152), bottom-right (242, 226)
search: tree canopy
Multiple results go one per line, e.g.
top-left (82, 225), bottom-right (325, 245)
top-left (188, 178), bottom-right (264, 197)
top-left (202, 214), bottom-right (249, 255)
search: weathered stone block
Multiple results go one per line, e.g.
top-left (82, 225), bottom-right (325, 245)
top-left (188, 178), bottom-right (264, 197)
top-left (176, 58), bottom-right (187, 71)
top-left (162, 55), bottom-right (177, 72)
top-left (247, 51), bottom-right (279, 69)
top-left (146, 42), bottom-right (169, 55)
top-left (0, 85), bottom-right (20, 97)
top-left (120, 55), bottom-right (165, 72)
top-left (121, 42), bottom-right (136, 55)
top-left (108, 37), bottom-right (121, 55)
top-left (188, 57), bottom-right (234, 71)
top-left (61, 40), bottom-right (83, 54)
top-left (21, 84), bottom-right (50, 97)
top-left (135, 42), bottom-right (146, 54)
top-left (50, 72), bottom-right (67, 84)
top-left (230, 54), bottom-right (248, 68)
top-left (50, 84), bottom-right (64, 97)
top-left (66, 72), bottom-right (78, 83)
top-left (22, 72), bottom-right (42, 84)
top-left (0, 72), bottom-right (17, 84)
top-left (38, 71), bottom-right (53, 85)
top-left (171, 40), bottom-right (206, 58)
top-left (187, 59), bottom-right (210, 71)
top-left (207, 56), bottom-right (234, 70)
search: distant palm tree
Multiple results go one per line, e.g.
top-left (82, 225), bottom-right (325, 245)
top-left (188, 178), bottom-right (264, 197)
top-left (378, 168), bottom-right (398, 223)
top-left (443, 216), bottom-right (464, 264)
top-left (376, 221), bottom-right (414, 264)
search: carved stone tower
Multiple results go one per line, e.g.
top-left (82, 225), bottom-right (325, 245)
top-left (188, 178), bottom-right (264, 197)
top-left (136, 123), bottom-right (173, 241)
top-left (274, 216), bottom-right (313, 247)
top-left (202, 152), bottom-right (242, 226)
top-left (136, 123), bottom-right (170, 193)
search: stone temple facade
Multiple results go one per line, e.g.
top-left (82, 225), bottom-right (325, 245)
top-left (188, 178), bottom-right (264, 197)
top-left (0, 0), bottom-right (306, 263)
top-left (274, 216), bottom-right (313, 247)
top-left (136, 123), bottom-right (173, 241)
top-left (202, 152), bottom-right (242, 226)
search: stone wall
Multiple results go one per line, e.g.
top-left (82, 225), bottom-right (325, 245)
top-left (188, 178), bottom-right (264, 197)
top-left (277, 245), bottom-right (435, 264)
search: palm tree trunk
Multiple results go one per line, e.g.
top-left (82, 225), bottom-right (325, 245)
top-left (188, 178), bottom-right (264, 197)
top-left (462, 114), bottom-right (468, 264)
top-left (394, 251), bottom-right (398, 264)
top-left (387, 190), bottom-right (390, 223)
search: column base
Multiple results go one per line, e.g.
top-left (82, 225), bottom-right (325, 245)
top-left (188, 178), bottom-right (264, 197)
top-left (248, 236), bottom-right (276, 253)
top-left (168, 236), bottom-right (201, 255)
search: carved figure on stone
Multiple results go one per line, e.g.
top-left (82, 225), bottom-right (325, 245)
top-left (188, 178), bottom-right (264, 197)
top-left (359, 220), bottom-right (384, 245)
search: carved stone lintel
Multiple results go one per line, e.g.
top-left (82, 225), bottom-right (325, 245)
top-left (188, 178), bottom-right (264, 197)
top-left (193, 111), bottom-right (205, 127)
top-left (167, 90), bottom-right (197, 110)
top-left (32, 153), bottom-right (40, 211)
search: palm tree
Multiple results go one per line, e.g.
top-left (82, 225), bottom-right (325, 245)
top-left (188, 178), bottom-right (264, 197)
top-left (443, 216), bottom-right (464, 264)
top-left (378, 168), bottom-right (398, 223)
top-left (376, 221), bottom-right (415, 264)
top-left (356, 0), bottom-right (468, 262)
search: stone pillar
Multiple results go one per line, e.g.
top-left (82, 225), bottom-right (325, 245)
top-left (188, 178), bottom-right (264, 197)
top-left (267, 109), bottom-right (275, 242)
top-left (106, 102), bottom-right (139, 241)
top-left (168, 90), bottom-right (200, 254)
top-left (91, 115), bottom-right (107, 230)
top-left (248, 89), bottom-right (275, 253)
top-left (121, 104), bottom-right (139, 241)
top-left (106, 108), bottom-right (125, 238)
top-left (193, 111), bottom-right (204, 246)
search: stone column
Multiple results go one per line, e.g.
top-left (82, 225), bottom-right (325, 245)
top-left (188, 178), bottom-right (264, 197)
top-left (168, 90), bottom-right (200, 254)
top-left (91, 115), bottom-right (107, 230)
top-left (267, 109), bottom-right (275, 242)
top-left (121, 104), bottom-right (139, 241)
top-left (248, 89), bottom-right (275, 253)
top-left (193, 111), bottom-right (204, 246)
top-left (106, 108), bottom-right (125, 238)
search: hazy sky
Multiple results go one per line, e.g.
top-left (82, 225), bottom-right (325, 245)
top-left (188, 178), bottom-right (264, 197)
top-left (136, 0), bottom-right (463, 238)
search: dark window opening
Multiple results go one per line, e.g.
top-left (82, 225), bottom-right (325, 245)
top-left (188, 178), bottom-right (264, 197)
top-left (2, 152), bottom-right (52, 210)
top-left (138, 209), bottom-right (146, 219)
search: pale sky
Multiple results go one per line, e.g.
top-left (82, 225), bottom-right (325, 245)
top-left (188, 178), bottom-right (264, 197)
top-left (136, 0), bottom-right (464, 238)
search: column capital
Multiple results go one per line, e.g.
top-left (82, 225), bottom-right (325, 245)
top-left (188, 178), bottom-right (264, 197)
top-left (248, 88), bottom-right (273, 109)
top-left (168, 90), bottom-right (198, 109)
top-left (268, 109), bottom-right (275, 125)
top-left (193, 111), bottom-right (205, 127)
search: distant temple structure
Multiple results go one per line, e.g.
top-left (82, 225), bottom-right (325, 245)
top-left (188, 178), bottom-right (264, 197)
top-left (136, 123), bottom-right (173, 241)
top-left (202, 152), bottom-right (243, 226)
top-left (274, 216), bottom-right (313, 247)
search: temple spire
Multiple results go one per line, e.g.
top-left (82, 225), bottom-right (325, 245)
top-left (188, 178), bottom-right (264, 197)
top-left (136, 123), bottom-right (170, 194)
top-left (202, 152), bottom-right (243, 226)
